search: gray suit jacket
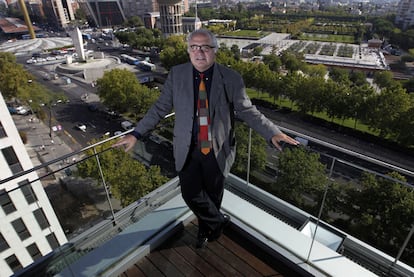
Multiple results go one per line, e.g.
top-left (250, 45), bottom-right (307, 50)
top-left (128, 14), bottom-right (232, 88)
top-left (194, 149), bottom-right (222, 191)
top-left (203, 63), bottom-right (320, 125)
top-left (134, 62), bottom-right (281, 177)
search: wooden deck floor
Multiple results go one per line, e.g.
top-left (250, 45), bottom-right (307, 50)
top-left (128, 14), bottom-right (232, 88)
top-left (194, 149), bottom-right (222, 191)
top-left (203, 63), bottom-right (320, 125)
top-left (120, 221), bottom-right (289, 277)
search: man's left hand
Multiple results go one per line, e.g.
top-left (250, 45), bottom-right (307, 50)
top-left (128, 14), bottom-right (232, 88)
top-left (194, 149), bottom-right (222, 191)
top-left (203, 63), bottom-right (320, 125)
top-left (271, 133), bottom-right (300, 151)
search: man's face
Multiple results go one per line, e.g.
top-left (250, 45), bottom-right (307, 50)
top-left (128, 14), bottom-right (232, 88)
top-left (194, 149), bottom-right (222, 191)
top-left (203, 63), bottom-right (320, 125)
top-left (188, 33), bottom-right (216, 72)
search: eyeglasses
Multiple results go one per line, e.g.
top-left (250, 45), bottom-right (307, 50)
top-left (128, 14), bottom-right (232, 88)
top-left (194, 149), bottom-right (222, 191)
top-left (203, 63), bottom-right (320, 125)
top-left (189, 45), bottom-right (215, 52)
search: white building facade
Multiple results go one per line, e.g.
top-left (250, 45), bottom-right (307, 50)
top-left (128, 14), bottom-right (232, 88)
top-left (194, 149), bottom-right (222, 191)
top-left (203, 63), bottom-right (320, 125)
top-left (0, 93), bottom-right (67, 277)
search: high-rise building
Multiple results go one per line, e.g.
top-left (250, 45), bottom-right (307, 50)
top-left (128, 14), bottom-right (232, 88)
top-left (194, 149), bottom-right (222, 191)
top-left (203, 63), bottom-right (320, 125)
top-left (396, 0), bottom-right (414, 29)
top-left (81, 0), bottom-right (126, 27)
top-left (0, 93), bottom-right (67, 277)
top-left (121, 0), bottom-right (159, 19)
top-left (24, 0), bottom-right (75, 29)
top-left (158, 0), bottom-right (184, 37)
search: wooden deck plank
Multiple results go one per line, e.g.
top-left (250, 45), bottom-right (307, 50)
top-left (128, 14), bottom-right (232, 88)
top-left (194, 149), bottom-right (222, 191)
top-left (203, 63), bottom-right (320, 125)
top-left (122, 220), bottom-right (288, 277)
top-left (162, 230), bottom-right (223, 277)
top-left (147, 251), bottom-right (184, 276)
top-left (159, 247), bottom-right (204, 277)
top-left (219, 233), bottom-right (280, 276)
top-left (181, 226), bottom-right (243, 276)
top-left (135, 257), bottom-right (164, 277)
top-left (122, 264), bottom-right (145, 277)
top-left (186, 223), bottom-right (263, 277)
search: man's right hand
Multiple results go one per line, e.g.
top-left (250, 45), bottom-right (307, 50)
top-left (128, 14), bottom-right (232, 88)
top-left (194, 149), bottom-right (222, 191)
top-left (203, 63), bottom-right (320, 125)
top-left (112, 134), bottom-right (137, 152)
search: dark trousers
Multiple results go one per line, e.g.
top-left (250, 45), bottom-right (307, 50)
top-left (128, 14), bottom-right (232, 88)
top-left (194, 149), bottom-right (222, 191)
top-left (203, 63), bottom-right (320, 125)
top-left (179, 147), bottom-right (225, 233)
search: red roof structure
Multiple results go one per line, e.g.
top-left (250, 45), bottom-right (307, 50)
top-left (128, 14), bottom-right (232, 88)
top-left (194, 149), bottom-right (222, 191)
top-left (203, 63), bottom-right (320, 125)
top-left (0, 17), bottom-right (40, 35)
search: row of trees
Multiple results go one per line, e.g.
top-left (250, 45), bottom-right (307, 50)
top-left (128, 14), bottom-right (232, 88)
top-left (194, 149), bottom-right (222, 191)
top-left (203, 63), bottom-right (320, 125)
top-left (214, 44), bottom-right (414, 147)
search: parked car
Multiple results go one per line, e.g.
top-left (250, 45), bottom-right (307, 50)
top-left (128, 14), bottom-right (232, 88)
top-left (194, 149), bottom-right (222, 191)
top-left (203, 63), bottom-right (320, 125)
top-left (76, 123), bottom-right (87, 132)
top-left (8, 106), bottom-right (17, 114)
top-left (121, 121), bottom-right (133, 131)
top-left (15, 106), bottom-right (31, 115)
top-left (102, 108), bottom-right (120, 118)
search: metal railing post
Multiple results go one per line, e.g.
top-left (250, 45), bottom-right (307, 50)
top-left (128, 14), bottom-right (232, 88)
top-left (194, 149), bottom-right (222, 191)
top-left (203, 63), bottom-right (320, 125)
top-left (93, 147), bottom-right (117, 226)
top-left (246, 128), bottom-right (252, 186)
top-left (306, 157), bottom-right (336, 263)
top-left (388, 223), bottom-right (414, 275)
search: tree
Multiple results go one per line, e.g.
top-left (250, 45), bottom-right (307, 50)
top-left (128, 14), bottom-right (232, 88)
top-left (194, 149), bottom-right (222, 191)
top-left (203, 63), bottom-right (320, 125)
top-left (373, 71), bottom-right (396, 89)
top-left (272, 147), bottom-right (327, 209)
top-left (324, 79), bottom-right (352, 120)
top-left (339, 172), bottom-right (414, 263)
top-left (124, 16), bottom-right (144, 28)
top-left (76, 139), bottom-right (168, 207)
top-left (303, 64), bottom-right (327, 78)
top-left (0, 52), bottom-right (33, 100)
top-left (97, 68), bottom-right (140, 112)
top-left (365, 86), bottom-right (411, 138)
top-left (115, 28), bottom-right (162, 50)
top-left (393, 94), bottom-right (414, 146)
top-left (294, 76), bottom-right (327, 115)
top-left (96, 69), bottom-right (159, 116)
top-left (230, 44), bottom-right (241, 60)
top-left (329, 67), bottom-right (351, 86)
top-left (231, 122), bottom-right (267, 177)
top-left (263, 54), bottom-right (282, 72)
top-left (349, 71), bottom-right (367, 87)
top-left (280, 51), bottom-right (304, 72)
top-left (159, 35), bottom-right (189, 70)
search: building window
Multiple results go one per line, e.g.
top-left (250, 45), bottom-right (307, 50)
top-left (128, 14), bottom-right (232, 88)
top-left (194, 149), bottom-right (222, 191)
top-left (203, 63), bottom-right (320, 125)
top-left (19, 180), bottom-right (37, 204)
top-left (34, 208), bottom-right (50, 230)
top-left (12, 218), bottom-right (31, 240)
top-left (26, 243), bottom-right (42, 261)
top-left (6, 254), bottom-right (22, 273)
top-left (46, 233), bottom-right (59, 250)
top-left (0, 122), bottom-right (6, 138)
top-left (0, 189), bottom-right (16, 214)
top-left (1, 146), bottom-right (23, 174)
top-left (0, 233), bottom-right (10, 252)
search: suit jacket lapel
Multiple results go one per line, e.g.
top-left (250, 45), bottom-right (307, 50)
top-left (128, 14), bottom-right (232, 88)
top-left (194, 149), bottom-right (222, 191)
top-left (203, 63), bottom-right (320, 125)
top-left (178, 63), bottom-right (195, 114)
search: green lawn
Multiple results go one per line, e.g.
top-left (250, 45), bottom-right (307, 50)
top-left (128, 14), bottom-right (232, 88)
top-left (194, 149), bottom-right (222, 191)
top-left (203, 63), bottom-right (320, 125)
top-left (224, 30), bottom-right (270, 38)
top-left (299, 33), bottom-right (356, 44)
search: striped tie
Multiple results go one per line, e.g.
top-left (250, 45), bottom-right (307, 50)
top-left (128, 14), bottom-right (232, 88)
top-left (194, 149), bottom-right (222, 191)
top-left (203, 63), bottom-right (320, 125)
top-left (198, 73), bottom-right (211, 155)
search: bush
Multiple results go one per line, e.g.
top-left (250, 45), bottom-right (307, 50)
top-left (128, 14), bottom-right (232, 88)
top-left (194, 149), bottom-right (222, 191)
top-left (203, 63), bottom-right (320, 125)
top-left (19, 131), bottom-right (27, 144)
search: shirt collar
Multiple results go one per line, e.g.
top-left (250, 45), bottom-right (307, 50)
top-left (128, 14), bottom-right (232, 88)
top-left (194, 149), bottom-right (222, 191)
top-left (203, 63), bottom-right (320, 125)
top-left (194, 64), bottom-right (214, 80)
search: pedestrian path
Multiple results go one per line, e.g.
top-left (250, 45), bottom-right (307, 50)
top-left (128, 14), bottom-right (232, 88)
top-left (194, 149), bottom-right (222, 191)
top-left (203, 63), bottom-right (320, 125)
top-left (13, 114), bottom-right (81, 182)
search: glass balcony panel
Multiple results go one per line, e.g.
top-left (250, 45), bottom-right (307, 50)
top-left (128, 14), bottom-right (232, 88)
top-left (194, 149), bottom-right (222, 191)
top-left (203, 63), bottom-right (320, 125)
top-left (5, 125), bottom-right (413, 276)
top-left (317, 157), bottom-right (413, 268)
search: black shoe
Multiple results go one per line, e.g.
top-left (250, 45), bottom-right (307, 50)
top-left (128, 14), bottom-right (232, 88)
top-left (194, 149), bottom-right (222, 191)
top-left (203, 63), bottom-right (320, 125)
top-left (196, 226), bottom-right (209, 249)
top-left (208, 214), bottom-right (231, 242)
top-left (196, 235), bottom-right (208, 249)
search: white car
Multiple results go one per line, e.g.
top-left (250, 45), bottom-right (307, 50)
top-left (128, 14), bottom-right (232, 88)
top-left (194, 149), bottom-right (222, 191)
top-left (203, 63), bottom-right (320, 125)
top-left (15, 106), bottom-right (29, 115)
top-left (26, 58), bottom-right (36, 64)
top-left (76, 123), bottom-right (87, 132)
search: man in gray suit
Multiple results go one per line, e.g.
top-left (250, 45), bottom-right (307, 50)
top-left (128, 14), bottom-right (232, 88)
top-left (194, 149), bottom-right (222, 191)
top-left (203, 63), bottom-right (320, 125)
top-left (113, 29), bottom-right (299, 248)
